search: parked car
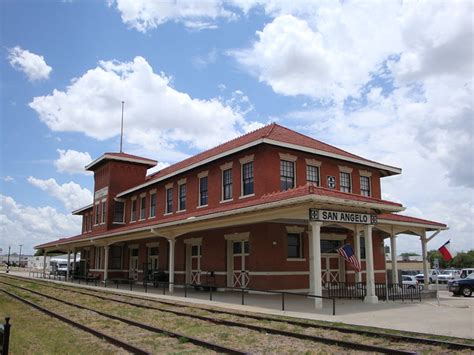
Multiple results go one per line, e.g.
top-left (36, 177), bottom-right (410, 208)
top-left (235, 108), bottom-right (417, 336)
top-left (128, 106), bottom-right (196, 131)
top-left (459, 268), bottom-right (474, 279)
top-left (448, 273), bottom-right (474, 297)
top-left (437, 270), bottom-right (460, 283)
top-left (402, 275), bottom-right (422, 289)
top-left (415, 269), bottom-right (440, 283)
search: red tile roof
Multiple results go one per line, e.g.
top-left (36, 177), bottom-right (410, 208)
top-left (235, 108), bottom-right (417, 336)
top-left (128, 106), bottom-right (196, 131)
top-left (378, 213), bottom-right (447, 228)
top-left (85, 152), bottom-right (157, 171)
top-left (36, 185), bottom-right (402, 249)
top-left (144, 123), bottom-right (400, 183)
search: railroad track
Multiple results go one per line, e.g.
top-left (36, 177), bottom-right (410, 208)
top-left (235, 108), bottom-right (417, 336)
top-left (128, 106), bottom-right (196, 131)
top-left (4, 274), bottom-right (474, 353)
top-left (0, 281), bottom-right (245, 354)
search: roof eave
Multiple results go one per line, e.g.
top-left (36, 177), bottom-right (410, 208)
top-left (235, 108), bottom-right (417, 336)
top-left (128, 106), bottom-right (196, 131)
top-left (85, 154), bottom-right (157, 171)
top-left (71, 204), bottom-right (94, 215)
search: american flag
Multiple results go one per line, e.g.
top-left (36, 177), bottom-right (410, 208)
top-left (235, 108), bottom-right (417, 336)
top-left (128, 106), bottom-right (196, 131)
top-left (337, 244), bottom-right (361, 272)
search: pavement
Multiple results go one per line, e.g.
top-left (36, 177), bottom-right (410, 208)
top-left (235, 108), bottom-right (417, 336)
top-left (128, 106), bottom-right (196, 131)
top-left (4, 271), bottom-right (474, 340)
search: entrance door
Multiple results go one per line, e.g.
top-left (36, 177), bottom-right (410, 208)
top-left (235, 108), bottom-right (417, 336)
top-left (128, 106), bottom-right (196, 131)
top-left (186, 244), bottom-right (202, 285)
top-left (129, 247), bottom-right (139, 279)
top-left (321, 254), bottom-right (342, 285)
top-left (232, 240), bottom-right (249, 288)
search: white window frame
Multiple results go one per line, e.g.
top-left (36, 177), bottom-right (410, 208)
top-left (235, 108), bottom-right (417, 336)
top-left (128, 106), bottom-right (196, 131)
top-left (165, 182), bottom-right (174, 215)
top-left (198, 171), bottom-right (209, 208)
top-left (94, 201), bottom-right (100, 226)
top-left (113, 199), bottom-right (126, 224)
top-left (130, 196), bottom-right (137, 223)
top-left (359, 170), bottom-right (372, 197)
top-left (339, 166), bottom-right (353, 193)
top-left (100, 199), bottom-right (107, 225)
top-left (139, 193), bottom-right (146, 221)
top-left (239, 155), bottom-right (254, 198)
top-left (305, 158), bottom-right (321, 186)
top-left (286, 226), bottom-right (305, 261)
top-left (149, 189), bottom-right (157, 218)
top-left (177, 178), bottom-right (187, 212)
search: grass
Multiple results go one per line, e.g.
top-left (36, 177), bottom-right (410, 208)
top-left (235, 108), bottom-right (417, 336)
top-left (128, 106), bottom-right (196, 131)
top-left (0, 293), bottom-right (121, 354)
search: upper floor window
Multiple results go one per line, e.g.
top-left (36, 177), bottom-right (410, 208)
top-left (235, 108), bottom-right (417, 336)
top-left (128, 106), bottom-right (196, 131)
top-left (149, 192), bottom-right (157, 218)
top-left (101, 200), bottom-right (106, 224)
top-left (287, 233), bottom-right (302, 258)
top-left (306, 165), bottom-right (320, 186)
top-left (94, 203), bottom-right (100, 225)
top-left (166, 188), bottom-right (173, 214)
top-left (130, 198), bottom-right (137, 222)
top-left (113, 201), bottom-right (125, 223)
top-left (199, 176), bottom-right (208, 206)
top-left (242, 162), bottom-right (254, 196)
top-left (222, 169), bottom-right (232, 200)
top-left (139, 196), bottom-right (146, 220)
top-left (360, 176), bottom-right (371, 197)
top-left (280, 160), bottom-right (295, 191)
top-left (179, 184), bottom-right (186, 211)
top-left (340, 172), bottom-right (351, 193)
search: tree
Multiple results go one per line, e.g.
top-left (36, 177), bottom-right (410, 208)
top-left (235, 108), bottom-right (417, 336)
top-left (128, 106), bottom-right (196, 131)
top-left (427, 249), bottom-right (474, 269)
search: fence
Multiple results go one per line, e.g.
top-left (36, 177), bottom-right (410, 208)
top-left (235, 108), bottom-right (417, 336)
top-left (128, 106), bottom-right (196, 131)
top-left (324, 282), bottom-right (422, 302)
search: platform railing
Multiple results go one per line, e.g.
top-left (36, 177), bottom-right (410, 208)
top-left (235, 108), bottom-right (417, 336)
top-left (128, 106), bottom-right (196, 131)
top-left (324, 282), bottom-right (422, 302)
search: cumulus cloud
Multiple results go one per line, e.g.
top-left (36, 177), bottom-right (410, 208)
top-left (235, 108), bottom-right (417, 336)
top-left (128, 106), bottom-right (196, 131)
top-left (54, 149), bottom-right (93, 175)
top-left (2, 176), bottom-right (14, 182)
top-left (29, 56), bottom-right (258, 162)
top-left (7, 46), bottom-right (52, 81)
top-left (27, 177), bottom-right (92, 211)
top-left (108, 0), bottom-right (235, 32)
top-left (0, 195), bottom-right (81, 254)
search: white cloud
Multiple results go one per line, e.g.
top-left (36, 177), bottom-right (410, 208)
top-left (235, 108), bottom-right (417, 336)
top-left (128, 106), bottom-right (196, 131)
top-left (7, 46), bottom-right (52, 82)
top-left (108, 0), bottom-right (235, 32)
top-left (54, 149), bottom-right (93, 175)
top-left (29, 56), bottom-right (259, 162)
top-left (2, 176), bottom-right (14, 182)
top-left (0, 195), bottom-right (81, 254)
top-left (27, 177), bottom-right (92, 211)
top-left (192, 48), bottom-right (218, 70)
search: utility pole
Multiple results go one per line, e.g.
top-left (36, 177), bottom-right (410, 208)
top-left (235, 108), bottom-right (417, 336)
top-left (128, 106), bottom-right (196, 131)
top-left (19, 244), bottom-right (23, 268)
top-left (6, 246), bottom-right (11, 273)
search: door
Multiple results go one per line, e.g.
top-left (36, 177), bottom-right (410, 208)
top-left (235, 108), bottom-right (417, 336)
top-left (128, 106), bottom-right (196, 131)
top-left (186, 244), bottom-right (202, 285)
top-left (232, 240), bottom-right (249, 288)
top-left (321, 254), bottom-right (342, 285)
top-left (129, 247), bottom-right (139, 279)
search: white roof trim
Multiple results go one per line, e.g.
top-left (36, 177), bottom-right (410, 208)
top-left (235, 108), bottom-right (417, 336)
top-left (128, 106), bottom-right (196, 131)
top-left (42, 193), bottom-right (404, 248)
top-left (116, 137), bottom-right (400, 197)
top-left (72, 204), bottom-right (93, 215)
top-left (85, 154), bottom-right (157, 170)
top-left (378, 218), bottom-right (448, 230)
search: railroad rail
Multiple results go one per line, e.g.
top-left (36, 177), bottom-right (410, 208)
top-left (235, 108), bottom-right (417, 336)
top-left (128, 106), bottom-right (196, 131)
top-left (0, 281), bottom-right (245, 354)
top-left (4, 274), bottom-right (473, 352)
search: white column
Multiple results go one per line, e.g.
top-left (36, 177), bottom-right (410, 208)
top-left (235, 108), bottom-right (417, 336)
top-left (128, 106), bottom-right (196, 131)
top-left (309, 221), bottom-right (323, 309)
top-left (354, 225), bottom-right (362, 283)
top-left (66, 250), bottom-right (71, 280)
top-left (390, 234), bottom-right (398, 284)
top-left (103, 245), bottom-right (109, 281)
top-left (364, 224), bottom-right (378, 303)
top-left (308, 230), bottom-right (315, 293)
top-left (42, 251), bottom-right (47, 277)
top-left (72, 249), bottom-right (77, 278)
top-left (168, 239), bottom-right (176, 292)
top-left (421, 231), bottom-right (429, 288)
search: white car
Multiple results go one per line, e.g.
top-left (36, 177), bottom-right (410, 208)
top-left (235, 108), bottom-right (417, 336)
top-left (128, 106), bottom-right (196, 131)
top-left (415, 269), bottom-right (440, 283)
top-left (437, 270), bottom-right (460, 283)
top-left (402, 275), bottom-right (422, 289)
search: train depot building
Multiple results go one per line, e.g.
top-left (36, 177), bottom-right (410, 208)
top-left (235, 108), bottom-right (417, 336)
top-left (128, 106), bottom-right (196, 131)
top-left (36, 124), bottom-right (447, 308)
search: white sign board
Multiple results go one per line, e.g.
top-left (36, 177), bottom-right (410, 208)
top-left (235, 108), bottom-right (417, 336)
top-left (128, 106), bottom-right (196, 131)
top-left (309, 208), bottom-right (377, 225)
top-left (94, 186), bottom-right (109, 200)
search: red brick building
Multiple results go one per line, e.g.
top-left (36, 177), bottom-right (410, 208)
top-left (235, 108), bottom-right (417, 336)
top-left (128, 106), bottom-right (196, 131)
top-left (36, 123), bottom-right (447, 307)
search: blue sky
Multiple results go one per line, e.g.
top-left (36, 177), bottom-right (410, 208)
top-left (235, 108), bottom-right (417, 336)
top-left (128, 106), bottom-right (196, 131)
top-left (1, 0), bottom-right (472, 255)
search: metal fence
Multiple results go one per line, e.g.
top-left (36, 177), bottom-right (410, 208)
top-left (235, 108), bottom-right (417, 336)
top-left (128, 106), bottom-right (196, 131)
top-left (324, 282), bottom-right (422, 302)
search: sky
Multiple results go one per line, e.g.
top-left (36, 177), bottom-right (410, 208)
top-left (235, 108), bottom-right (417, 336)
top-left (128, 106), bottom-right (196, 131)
top-left (0, 0), bottom-right (472, 256)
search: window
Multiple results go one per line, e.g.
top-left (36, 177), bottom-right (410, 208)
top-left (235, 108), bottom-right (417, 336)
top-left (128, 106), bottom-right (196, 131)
top-left (242, 162), bottom-right (254, 196)
top-left (222, 169), bottom-right (232, 200)
top-left (113, 201), bottom-right (125, 223)
top-left (320, 240), bottom-right (343, 253)
top-left (130, 199), bottom-right (137, 222)
top-left (191, 245), bottom-right (201, 256)
top-left (233, 240), bottom-right (249, 254)
top-left (110, 246), bottom-right (122, 270)
top-left (340, 172), bottom-right (351, 193)
top-left (287, 233), bottom-right (302, 258)
top-left (94, 246), bottom-right (103, 269)
top-left (280, 160), bottom-right (295, 191)
top-left (360, 237), bottom-right (366, 259)
top-left (139, 196), bottom-right (146, 220)
top-left (199, 177), bottom-right (208, 206)
top-left (89, 213), bottom-right (92, 231)
top-left (166, 188), bottom-right (173, 214)
top-left (94, 204), bottom-right (100, 225)
top-left (149, 193), bottom-right (157, 218)
top-left (147, 246), bottom-right (159, 270)
top-left (178, 184), bottom-right (186, 211)
top-left (101, 201), bottom-right (106, 224)
top-left (307, 165), bottom-right (320, 186)
top-left (360, 176), bottom-right (371, 196)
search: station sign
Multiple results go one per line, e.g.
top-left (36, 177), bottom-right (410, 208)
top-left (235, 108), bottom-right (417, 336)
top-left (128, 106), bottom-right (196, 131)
top-left (94, 186), bottom-right (108, 200)
top-left (309, 208), bottom-right (377, 225)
